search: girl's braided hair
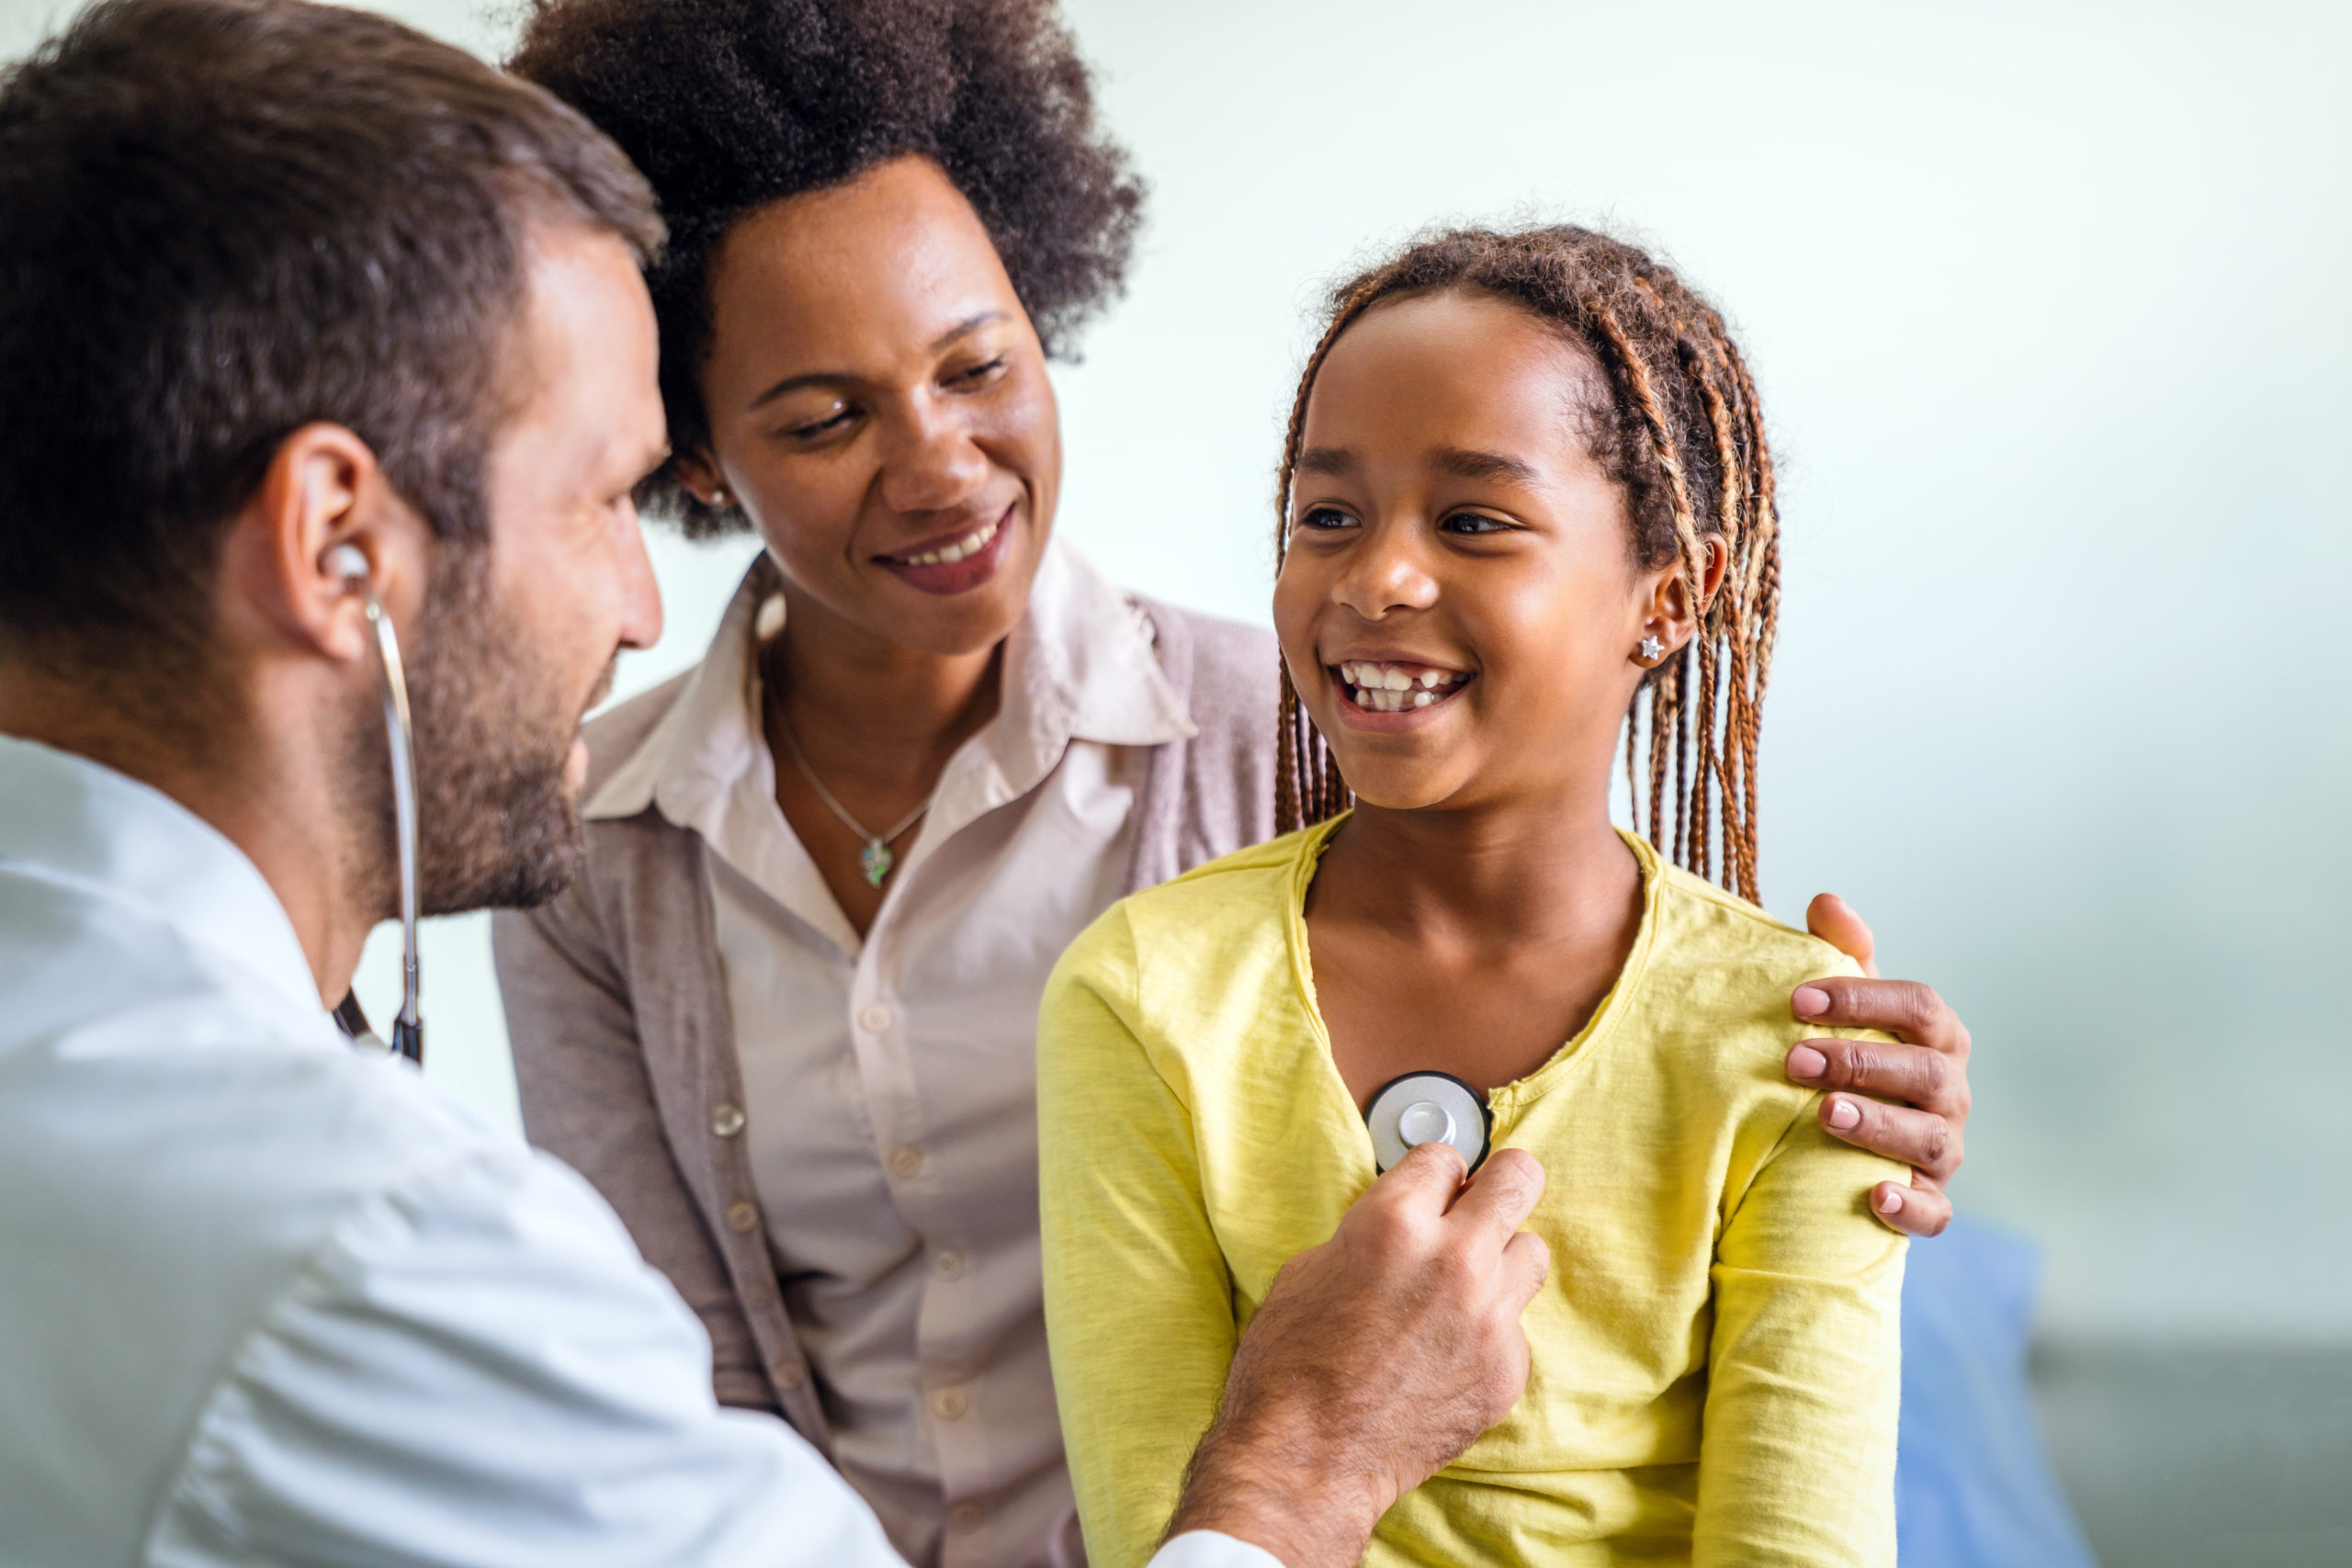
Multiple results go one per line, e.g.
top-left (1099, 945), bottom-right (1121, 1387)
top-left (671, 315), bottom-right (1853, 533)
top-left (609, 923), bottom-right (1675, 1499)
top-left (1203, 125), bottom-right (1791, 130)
top-left (1272, 224), bottom-right (1781, 903)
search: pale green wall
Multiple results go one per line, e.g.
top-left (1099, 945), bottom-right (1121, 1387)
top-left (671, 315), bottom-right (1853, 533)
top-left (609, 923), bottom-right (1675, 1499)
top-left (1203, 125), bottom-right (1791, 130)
top-left (6, 0), bottom-right (2345, 1347)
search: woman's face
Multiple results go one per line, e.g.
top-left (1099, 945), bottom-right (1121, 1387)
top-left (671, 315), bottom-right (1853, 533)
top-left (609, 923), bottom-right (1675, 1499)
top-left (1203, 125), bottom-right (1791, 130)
top-left (686, 155), bottom-right (1058, 659)
top-left (1274, 290), bottom-right (1700, 816)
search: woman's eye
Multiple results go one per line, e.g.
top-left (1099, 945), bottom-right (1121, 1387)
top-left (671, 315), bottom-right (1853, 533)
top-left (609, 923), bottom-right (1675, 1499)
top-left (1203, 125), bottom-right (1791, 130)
top-left (952, 356), bottom-right (1008, 386)
top-left (1442, 512), bottom-right (1513, 536)
top-left (786, 407), bottom-right (855, 440)
top-left (1297, 506), bottom-right (1357, 532)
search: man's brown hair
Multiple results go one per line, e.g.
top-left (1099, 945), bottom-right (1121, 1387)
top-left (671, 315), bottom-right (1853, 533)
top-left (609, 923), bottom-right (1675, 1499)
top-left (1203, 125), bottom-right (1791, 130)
top-left (0, 0), bottom-right (664, 667)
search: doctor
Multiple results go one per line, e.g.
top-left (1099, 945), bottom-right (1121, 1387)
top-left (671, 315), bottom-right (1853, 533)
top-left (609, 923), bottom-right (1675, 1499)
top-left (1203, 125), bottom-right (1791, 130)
top-left (0, 3), bottom-right (1549, 1564)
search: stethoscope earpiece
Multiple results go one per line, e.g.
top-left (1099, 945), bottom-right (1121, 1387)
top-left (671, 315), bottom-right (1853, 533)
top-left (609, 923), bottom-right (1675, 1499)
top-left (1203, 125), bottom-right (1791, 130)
top-left (323, 543), bottom-right (369, 583)
top-left (1363, 1070), bottom-right (1491, 1175)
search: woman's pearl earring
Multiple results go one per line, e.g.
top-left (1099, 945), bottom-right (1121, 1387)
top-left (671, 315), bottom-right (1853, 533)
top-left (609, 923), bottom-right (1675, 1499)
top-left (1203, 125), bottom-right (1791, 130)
top-left (1637, 636), bottom-right (1665, 663)
top-left (709, 487), bottom-right (730, 508)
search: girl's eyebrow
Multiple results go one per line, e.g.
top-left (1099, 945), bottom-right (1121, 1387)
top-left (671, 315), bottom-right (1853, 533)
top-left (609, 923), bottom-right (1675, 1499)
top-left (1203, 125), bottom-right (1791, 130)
top-left (1295, 446), bottom-right (1539, 484)
top-left (1433, 446), bottom-right (1538, 485)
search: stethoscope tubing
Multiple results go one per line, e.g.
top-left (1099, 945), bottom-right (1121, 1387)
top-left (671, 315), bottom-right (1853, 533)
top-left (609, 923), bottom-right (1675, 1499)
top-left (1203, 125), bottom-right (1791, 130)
top-left (362, 591), bottom-right (424, 1066)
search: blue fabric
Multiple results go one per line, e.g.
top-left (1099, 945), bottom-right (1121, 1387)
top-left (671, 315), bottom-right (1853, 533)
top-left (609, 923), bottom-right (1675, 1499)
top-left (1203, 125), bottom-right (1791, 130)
top-left (1896, 1214), bottom-right (2100, 1567)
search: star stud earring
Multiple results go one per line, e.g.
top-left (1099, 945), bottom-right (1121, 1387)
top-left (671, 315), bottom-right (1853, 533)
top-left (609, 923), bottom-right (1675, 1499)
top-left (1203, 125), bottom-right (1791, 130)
top-left (1637, 636), bottom-right (1665, 663)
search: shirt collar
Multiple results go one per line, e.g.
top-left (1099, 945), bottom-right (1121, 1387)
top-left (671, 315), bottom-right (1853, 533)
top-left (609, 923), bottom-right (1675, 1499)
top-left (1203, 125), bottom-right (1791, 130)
top-left (582, 536), bottom-right (1195, 837)
top-left (0, 735), bottom-right (330, 1030)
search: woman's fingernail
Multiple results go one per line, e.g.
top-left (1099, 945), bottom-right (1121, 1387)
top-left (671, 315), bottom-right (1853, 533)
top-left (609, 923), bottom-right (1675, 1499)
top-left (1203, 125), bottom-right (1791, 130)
top-left (1792, 985), bottom-right (1830, 1018)
top-left (1788, 1045), bottom-right (1827, 1080)
top-left (1877, 1187), bottom-right (1906, 1215)
top-left (1827, 1097), bottom-right (1860, 1131)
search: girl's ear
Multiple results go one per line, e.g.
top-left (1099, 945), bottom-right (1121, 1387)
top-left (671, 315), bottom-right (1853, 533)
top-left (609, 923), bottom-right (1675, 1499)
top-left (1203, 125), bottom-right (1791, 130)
top-left (1636, 534), bottom-right (1731, 661)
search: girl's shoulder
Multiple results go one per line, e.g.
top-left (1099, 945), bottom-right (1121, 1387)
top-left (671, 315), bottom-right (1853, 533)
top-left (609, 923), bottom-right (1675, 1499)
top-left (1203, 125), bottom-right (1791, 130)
top-left (1635, 852), bottom-right (1866, 1016)
top-left (1048, 824), bottom-right (1329, 1035)
top-left (1646, 851), bottom-right (1862, 987)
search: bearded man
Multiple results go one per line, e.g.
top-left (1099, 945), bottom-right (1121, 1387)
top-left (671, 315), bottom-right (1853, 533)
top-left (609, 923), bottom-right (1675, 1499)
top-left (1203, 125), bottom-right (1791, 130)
top-left (0, 3), bottom-right (1548, 1563)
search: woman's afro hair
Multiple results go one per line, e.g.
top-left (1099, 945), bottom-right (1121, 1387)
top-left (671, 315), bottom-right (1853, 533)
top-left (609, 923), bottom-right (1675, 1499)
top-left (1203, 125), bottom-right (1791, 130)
top-left (510, 0), bottom-right (1143, 534)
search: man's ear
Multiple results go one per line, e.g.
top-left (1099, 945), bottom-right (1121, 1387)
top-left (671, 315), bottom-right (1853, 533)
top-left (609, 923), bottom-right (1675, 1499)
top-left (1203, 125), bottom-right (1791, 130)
top-left (1637, 534), bottom-right (1731, 659)
top-left (218, 423), bottom-right (432, 664)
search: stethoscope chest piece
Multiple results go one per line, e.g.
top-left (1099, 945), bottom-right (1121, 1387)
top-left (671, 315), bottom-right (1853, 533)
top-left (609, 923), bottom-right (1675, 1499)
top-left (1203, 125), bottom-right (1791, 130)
top-left (1364, 1070), bottom-right (1492, 1174)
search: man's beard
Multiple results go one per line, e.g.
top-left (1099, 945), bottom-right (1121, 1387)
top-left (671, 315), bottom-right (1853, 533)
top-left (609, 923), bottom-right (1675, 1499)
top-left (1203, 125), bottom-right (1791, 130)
top-left (350, 545), bottom-right (602, 918)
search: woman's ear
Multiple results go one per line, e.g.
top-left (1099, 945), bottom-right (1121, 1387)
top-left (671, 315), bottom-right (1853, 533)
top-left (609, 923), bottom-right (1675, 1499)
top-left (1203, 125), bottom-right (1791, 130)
top-left (1635, 535), bottom-right (1731, 663)
top-left (671, 448), bottom-right (729, 511)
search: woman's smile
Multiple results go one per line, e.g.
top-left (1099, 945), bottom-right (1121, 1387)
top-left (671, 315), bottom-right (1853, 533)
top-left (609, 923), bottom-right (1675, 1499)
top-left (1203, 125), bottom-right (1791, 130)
top-left (874, 500), bottom-right (1017, 596)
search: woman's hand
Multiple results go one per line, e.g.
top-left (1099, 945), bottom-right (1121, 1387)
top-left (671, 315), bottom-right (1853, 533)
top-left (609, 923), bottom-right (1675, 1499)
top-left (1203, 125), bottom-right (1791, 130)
top-left (1786, 894), bottom-right (1972, 1237)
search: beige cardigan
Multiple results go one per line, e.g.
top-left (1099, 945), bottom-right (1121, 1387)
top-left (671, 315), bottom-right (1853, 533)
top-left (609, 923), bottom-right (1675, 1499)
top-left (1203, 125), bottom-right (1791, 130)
top-left (491, 597), bottom-right (1278, 1455)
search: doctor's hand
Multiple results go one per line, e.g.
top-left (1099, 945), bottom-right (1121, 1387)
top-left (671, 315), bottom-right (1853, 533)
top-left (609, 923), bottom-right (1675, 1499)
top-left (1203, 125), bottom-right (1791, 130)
top-left (1786, 892), bottom-right (1973, 1237)
top-left (1166, 1143), bottom-right (1549, 1568)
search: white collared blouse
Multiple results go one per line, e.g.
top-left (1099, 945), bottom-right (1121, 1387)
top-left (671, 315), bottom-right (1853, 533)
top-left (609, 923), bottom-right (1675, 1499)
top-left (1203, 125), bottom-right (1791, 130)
top-left (580, 539), bottom-right (1196, 1568)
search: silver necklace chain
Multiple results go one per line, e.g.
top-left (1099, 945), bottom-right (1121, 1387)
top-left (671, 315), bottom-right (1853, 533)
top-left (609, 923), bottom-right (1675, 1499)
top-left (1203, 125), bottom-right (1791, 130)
top-left (769, 700), bottom-right (933, 888)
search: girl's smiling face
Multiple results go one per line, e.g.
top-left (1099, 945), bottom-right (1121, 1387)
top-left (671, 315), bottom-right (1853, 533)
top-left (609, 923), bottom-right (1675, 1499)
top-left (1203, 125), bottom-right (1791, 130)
top-left (1275, 288), bottom-right (1717, 816)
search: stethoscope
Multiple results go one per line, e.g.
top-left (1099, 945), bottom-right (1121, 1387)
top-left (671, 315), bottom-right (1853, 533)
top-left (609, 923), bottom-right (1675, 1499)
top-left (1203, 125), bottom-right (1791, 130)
top-left (324, 544), bottom-right (424, 1066)
top-left (1363, 1070), bottom-right (1492, 1174)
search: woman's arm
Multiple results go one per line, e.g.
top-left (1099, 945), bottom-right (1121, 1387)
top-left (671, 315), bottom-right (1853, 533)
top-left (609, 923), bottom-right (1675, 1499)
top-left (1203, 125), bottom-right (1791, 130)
top-left (1695, 1100), bottom-right (1909, 1566)
top-left (1037, 910), bottom-right (1248, 1568)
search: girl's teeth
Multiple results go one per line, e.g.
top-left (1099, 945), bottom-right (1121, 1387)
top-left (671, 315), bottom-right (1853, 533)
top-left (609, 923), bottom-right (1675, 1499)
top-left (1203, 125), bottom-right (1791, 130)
top-left (1338, 660), bottom-right (1466, 711)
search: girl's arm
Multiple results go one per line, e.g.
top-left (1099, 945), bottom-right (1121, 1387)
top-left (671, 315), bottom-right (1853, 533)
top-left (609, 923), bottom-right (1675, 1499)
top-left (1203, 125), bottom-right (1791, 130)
top-left (1037, 908), bottom-right (1244, 1568)
top-left (1696, 1096), bottom-right (1910, 1566)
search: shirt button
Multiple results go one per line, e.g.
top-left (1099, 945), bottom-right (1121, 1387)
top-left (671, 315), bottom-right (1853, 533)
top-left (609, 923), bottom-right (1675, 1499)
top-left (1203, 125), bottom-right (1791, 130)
top-left (711, 1103), bottom-right (746, 1138)
top-left (858, 1004), bottom-right (894, 1033)
top-left (725, 1201), bottom-right (759, 1234)
top-left (931, 1386), bottom-right (969, 1421)
top-left (948, 1501), bottom-right (986, 1532)
top-left (933, 1249), bottom-right (967, 1279)
top-left (888, 1145), bottom-right (923, 1179)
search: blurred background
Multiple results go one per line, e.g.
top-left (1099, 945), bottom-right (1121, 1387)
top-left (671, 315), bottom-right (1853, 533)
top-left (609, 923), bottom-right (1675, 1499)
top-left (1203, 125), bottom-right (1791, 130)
top-left (4, 0), bottom-right (2344, 1561)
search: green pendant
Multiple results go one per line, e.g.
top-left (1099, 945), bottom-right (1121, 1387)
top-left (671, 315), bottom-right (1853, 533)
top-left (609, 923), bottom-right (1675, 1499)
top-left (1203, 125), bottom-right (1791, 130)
top-left (859, 840), bottom-right (894, 887)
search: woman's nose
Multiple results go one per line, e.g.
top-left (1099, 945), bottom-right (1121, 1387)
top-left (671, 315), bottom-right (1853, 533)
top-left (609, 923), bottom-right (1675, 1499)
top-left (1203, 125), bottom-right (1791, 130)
top-left (876, 394), bottom-right (989, 515)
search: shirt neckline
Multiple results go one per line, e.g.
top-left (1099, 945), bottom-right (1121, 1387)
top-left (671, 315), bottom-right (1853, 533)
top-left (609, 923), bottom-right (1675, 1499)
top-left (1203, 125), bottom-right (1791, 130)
top-left (582, 537), bottom-right (1196, 953)
top-left (1281, 815), bottom-right (1664, 1140)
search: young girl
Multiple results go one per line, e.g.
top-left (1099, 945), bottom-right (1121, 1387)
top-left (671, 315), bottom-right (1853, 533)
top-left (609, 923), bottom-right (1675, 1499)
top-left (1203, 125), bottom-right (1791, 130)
top-left (1037, 226), bottom-right (1906, 1566)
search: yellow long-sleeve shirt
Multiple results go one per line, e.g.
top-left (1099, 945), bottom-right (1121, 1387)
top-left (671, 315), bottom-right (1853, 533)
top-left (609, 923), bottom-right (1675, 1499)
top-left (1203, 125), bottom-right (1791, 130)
top-left (1037, 820), bottom-right (1907, 1567)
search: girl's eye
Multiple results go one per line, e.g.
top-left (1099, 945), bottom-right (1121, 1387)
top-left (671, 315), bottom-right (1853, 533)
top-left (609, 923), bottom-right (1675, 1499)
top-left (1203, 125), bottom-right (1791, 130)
top-left (1442, 511), bottom-right (1514, 536)
top-left (952, 356), bottom-right (1008, 386)
top-left (1297, 506), bottom-right (1357, 532)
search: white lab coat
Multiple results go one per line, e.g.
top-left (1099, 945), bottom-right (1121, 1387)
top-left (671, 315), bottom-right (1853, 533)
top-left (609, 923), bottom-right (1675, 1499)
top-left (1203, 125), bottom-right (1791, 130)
top-left (0, 736), bottom-right (1272, 1568)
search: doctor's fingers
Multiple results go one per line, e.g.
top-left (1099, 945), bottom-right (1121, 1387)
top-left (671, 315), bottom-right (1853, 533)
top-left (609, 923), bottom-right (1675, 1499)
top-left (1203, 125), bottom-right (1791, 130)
top-left (1445, 1148), bottom-right (1548, 1261)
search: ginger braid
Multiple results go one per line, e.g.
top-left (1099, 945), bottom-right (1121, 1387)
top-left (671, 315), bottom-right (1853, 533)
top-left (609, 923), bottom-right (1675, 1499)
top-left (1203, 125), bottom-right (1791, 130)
top-left (1271, 224), bottom-right (1781, 905)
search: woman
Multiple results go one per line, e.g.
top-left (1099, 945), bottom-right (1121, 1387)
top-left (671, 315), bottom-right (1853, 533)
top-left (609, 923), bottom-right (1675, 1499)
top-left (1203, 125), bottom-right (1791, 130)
top-left (492, 4), bottom-right (1974, 1566)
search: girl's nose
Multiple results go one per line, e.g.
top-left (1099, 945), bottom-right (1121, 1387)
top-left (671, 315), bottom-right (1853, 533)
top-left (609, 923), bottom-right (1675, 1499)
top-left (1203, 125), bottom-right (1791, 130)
top-left (877, 393), bottom-right (989, 515)
top-left (1334, 523), bottom-right (1440, 620)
